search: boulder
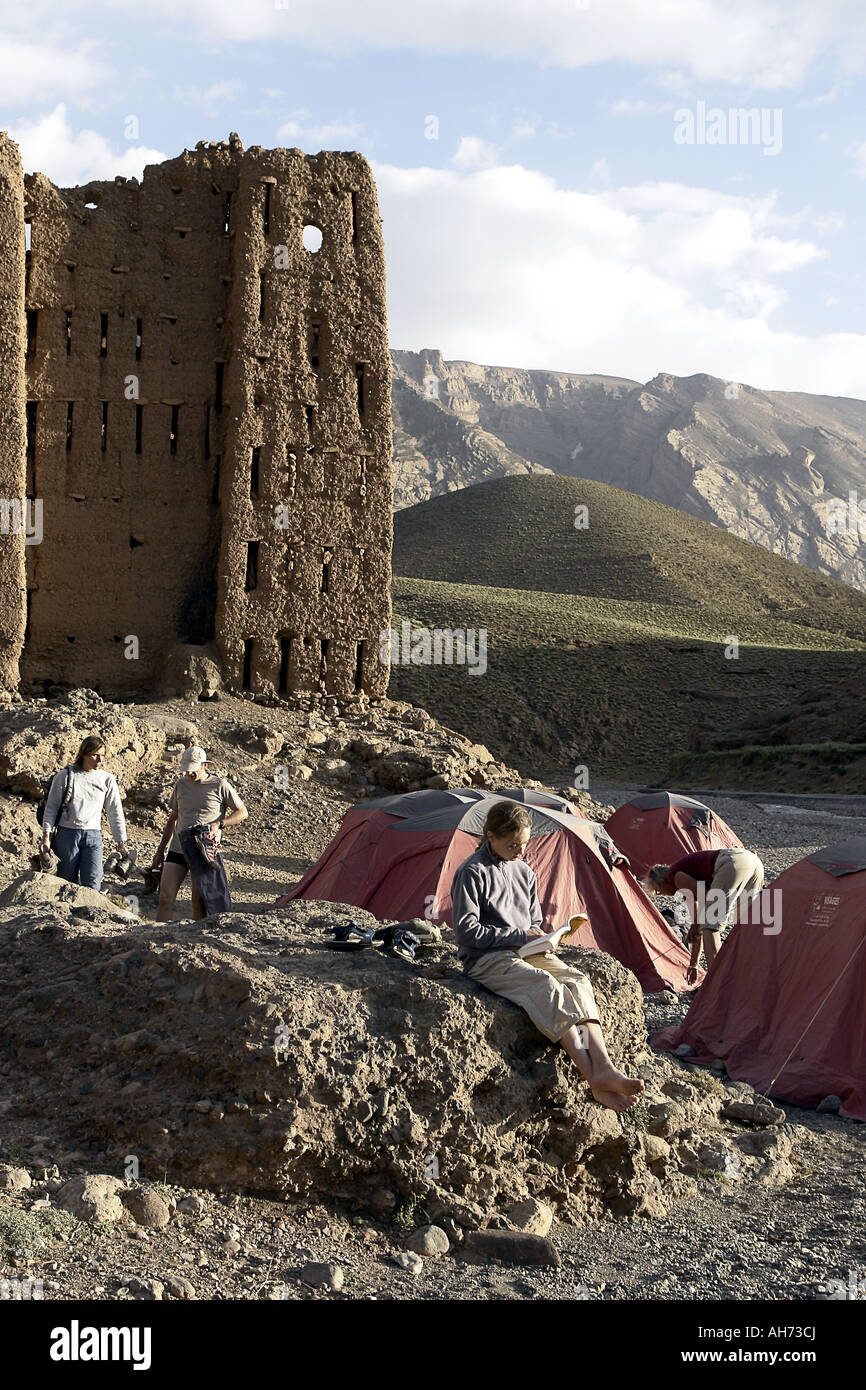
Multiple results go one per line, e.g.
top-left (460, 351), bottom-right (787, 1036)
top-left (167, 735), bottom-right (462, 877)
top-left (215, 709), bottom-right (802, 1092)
top-left (126, 1277), bottom-right (164, 1300)
top-left (0, 1164), bottom-right (32, 1191)
top-left (817, 1095), bottom-right (842, 1114)
top-left (299, 1261), bottom-right (343, 1291)
top-left (57, 1174), bottom-right (125, 1224)
top-left (406, 1224), bottom-right (450, 1256)
top-left (164, 1275), bottom-right (196, 1300)
top-left (463, 1229), bottom-right (560, 1267)
top-left (156, 644), bottom-right (223, 701)
top-left (721, 1100), bottom-right (785, 1126)
top-left (0, 698), bottom-right (168, 799)
top-left (121, 1187), bottom-right (171, 1229)
top-left (505, 1197), bottom-right (553, 1237)
top-left (0, 797), bottom-right (39, 857)
top-left (0, 871), bottom-right (138, 921)
top-left (0, 899), bottom-right (797, 1224)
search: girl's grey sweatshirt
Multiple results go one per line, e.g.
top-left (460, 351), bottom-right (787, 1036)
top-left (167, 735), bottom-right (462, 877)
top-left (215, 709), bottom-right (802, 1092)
top-left (451, 841), bottom-right (542, 968)
top-left (42, 767), bottom-right (127, 843)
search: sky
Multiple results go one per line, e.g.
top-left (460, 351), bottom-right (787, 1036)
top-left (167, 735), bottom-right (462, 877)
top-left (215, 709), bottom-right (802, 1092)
top-left (3, 0), bottom-right (866, 397)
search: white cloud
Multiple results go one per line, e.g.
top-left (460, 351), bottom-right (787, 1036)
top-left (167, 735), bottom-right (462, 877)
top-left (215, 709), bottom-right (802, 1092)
top-left (174, 81), bottom-right (242, 118)
top-left (373, 155), bottom-right (866, 397)
top-left (9, 105), bottom-right (167, 186)
top-left (850, 141), bottom-right (866, 177)
top-left (450, 136), bottom-right (499, 170)
top-left (100, 0), bottom-right (866, 89)
top-left (512, 116), bottom-right (540, 140)
top-left (0, 35), bottom-right (111, 108)
top-left (606, 97), bottom-right (675, 116)
top-left (276, 111), bottom-right (366, 150)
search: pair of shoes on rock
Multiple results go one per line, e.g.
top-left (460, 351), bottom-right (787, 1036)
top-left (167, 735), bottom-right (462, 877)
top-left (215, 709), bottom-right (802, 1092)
top-left (105, 847), bottom-right (137, 880)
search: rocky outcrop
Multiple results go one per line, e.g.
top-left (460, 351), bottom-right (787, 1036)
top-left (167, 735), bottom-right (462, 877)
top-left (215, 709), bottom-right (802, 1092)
top-left (0, 896), bottom-right (799, 1227)
top-left (0, 688), bottom-right (168, 798)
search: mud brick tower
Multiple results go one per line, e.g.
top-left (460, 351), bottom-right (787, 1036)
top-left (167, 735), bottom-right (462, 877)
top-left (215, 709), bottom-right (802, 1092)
top-left (0, 131), bottom-right (392, 702)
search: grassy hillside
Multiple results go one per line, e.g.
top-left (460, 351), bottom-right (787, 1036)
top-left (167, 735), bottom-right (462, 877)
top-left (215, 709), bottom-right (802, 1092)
top-left (389, 476), bottom-right (866, 787)
top-left (392, 474), bottom-right (866, 643)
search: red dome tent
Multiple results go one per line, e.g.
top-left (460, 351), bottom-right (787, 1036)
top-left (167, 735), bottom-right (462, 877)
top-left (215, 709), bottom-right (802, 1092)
top-left (605, 791), bottom-right (743, 881)
top-left (654, 838), bottom-right (866, 1119)
top-left (275, 788), bottom-right (694, 992)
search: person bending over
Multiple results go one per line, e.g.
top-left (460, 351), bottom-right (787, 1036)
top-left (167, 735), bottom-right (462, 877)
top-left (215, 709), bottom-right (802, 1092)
top-left (644, 847), bottom-right (764, 985)
top-left (451, 800), bottom-right (644, 1113)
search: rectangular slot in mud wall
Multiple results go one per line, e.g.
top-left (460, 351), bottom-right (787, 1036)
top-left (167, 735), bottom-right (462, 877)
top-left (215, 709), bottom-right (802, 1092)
top-left (279, 635), bottom-right (292, 694)
top-left (245, 541), bottom-right (259, 591)
top-left (242, 637), bottom-right (253, 689)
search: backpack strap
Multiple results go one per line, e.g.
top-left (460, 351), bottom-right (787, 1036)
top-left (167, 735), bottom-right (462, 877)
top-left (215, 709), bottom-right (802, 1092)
top-left (59, 765), bottom-right (75, 815)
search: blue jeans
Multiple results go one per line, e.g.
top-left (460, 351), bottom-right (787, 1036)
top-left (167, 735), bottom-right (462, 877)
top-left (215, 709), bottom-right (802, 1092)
top-left (53, 827), bottom-right (104, 891)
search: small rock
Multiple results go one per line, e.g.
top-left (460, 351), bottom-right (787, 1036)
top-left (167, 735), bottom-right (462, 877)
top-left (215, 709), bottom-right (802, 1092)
top-left (126, 1277), bottom-right (164, 1300)
top-left (674, 1043), bottom-right (695, 1058)
top-left (642, 1134), bottom-right (672, 1164)
top-left (0, 1166), bottom-right (32, 1192)
top-left (504, 1198), bottom-right (553, 1238)
top-left (222, 1238), bottom-right (242, 1255)
top-left (322, 758), bottom-right (352, 781)
top-left (164, 1275), bottom-right (196, 1300)
top-left (121, 1187), bottom-right (171, 1229)
top-left (299, 1261), bottom-right (343, 1291)
top-left (721, 1100), bottom-right (785, 1127)
top-left (817, 1095), bottom-right (842, 1114)
top-left (659, 991), bottom-right (678, 1006)
top-left (57, 1174), bottom-right (124, 1224)
top-left (394, 1251), bottom-right (423, 1275)
top-left (698, 1141), bottom-right (742, 1181)
top-left (406, 1224), bottom-right (450, 1256)
top-left (463, 1230), bottom-right (561, 1267)
top-left (177, 1195), bottom-right (206, 1215)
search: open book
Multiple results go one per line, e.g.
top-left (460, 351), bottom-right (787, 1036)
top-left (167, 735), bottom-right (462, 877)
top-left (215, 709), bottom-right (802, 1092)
top-left (518, 914), bottom-right (588, 958)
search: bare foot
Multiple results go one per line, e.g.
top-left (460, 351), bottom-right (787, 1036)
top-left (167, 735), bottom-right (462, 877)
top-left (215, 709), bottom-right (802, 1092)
top-left (590, 1084), bottom-right (641, 1111)
top-left (590, 1065), bottom-right (644, 1098)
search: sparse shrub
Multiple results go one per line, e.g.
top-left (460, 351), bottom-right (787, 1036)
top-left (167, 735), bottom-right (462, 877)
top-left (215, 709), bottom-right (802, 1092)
top-left (392, 1194), bottom-right (430, 1233)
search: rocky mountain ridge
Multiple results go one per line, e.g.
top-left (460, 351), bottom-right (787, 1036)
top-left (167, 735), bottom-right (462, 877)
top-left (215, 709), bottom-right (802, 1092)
top-left (391, 349), bottom-right (866, 591)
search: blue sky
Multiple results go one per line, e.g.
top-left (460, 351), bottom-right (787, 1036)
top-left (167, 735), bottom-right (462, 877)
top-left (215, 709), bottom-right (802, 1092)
top-left (4, 0), bottom-right (866, 395)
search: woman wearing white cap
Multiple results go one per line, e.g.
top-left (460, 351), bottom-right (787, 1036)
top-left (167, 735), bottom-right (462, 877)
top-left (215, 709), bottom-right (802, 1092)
top-left (149, 747), bottom-right (247, 921)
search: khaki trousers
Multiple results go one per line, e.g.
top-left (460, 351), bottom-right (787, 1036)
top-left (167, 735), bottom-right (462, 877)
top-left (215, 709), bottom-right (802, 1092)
top-left (712, 847), bottom-right (765, 927)
top-left (467, 949), bottom-right (600, 1043)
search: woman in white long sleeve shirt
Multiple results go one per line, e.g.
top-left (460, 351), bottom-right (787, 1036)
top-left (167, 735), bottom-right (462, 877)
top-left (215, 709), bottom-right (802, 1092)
top-left (40, 735), bottom-right (128, 892)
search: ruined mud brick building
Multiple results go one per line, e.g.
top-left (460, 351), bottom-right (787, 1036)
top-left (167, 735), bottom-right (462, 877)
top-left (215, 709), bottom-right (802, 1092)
top-left (0, 131), bottom-right (392, 702)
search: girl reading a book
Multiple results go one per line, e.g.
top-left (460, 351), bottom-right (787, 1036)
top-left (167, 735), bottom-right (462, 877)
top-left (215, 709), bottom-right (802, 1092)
top-left (451, 800), bottom-right (644, 1112)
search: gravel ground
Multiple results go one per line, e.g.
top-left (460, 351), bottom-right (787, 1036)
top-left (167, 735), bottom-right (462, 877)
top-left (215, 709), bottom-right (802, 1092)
top-left (1, 695), bottom-right (865, 1303)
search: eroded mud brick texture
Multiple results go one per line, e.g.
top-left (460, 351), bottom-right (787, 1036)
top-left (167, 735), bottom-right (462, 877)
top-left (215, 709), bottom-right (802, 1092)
top-left (0, 135), bottom-right (27, 696)
top-left (2, 134), bottom-right (391, 699)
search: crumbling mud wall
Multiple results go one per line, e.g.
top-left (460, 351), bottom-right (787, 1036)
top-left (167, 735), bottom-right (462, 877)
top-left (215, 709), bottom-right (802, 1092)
top-left (0, 135), bottom-right (28, 697)
top-left (2, 134), bottom-right (392, 701)
top-left (215, 149), bottom-right (392, 700)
